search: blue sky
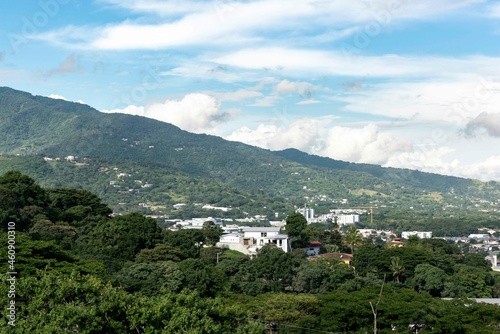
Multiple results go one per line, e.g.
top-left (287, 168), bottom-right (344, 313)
top-left (2, 0), bottom-right (500, 181)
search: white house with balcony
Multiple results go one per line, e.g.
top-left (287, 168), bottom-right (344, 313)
top-left (217, 227), bottom-right (290, 255)
top-left (401, 231), bottom-right (432, 239)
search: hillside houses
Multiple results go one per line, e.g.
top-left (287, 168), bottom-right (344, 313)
top-left (217, 227), bottom-right (290, 256)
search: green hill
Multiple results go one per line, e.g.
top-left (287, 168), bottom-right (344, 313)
top-left (1, 86), bottom-right (499, 224)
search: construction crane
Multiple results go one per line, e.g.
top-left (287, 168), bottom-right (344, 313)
top-left (353, 206), bottom-right (375, 227)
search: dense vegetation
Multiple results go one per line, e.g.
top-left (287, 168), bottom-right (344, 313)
top-left (2, 171), bottom-right (500, 333)
top-left (1, 154), bottom-right (499, 236)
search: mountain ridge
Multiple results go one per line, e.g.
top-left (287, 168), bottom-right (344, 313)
top-left (1, 86), bottom-right (499, 219)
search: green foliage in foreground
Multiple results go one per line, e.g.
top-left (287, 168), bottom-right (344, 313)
top-left (1, 171), bottom-right (500, 333)
top-left (0, 271), bottom-right (265, 333)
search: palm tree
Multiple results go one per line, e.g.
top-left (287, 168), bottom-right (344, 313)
top-left (343, 225), bottom-right (363, 255)
top-left (389, 256), bottom-right (405, 283)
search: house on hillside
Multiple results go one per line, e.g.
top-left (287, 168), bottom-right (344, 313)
top-left (401, 231), bottom-right (432, 239)
top-left (306, 241), bottom-right (323, 256)
top-left (217, 227), bottom-right (290, 255)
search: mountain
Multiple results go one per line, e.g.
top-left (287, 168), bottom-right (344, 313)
top-left (272, 148), bottom-right (474, 193)
top-left (1, 86), bottom-right (499, 222)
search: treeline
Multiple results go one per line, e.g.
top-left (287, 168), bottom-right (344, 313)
top-left (2, 171), bottom-right (500, 333)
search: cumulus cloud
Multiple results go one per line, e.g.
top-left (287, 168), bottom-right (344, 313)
top-left (320, 124), bottom-right (412, 164)
top-left (48, 94), bottom-right (67, 100)
top-left (275, 79), bottom-right (325, 99)
top-left (465, 112), bottom-right (500, 137)
top-left (386, 147), bottom-right (458, 172)
top-left (386, 148), bottom-right (500, 182)
top-left (227, 120), bottom-right (409, 165)
top-left (48, 94), bottom-right (85, 104)
top-left (102, 93), bottom-right (234, 133)
top-left (226, 119), bottom-right (323, 153)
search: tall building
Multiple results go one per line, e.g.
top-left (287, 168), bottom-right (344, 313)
top-left (297, 207), bottom-right (315, 224)
top-left (337, 214), bottom-right (359, 226)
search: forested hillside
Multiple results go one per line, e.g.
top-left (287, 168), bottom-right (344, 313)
top-left (2, 172), bottom-right (500, 333)
top-left (1, 86), bottom-right (500, 232)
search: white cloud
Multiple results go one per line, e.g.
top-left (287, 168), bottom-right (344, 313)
top-left (320, 123), bottom-right (411, 164)
top-left (214, 48), bottom-right (500, 79)
top-left (48, 94), bottom-right (85, 104)
top-left (33, 0), bottom-right (482, 50)
top-left (336, 76), bottom-right (500, 125)
top-left (102, 93), bottom-right (233, 133)
top-left (297, 99), bottom-right (320, 105)
top-left (104, 104), bottom-right (144, 115)
top-left (227, 118), bottom-right (500, 181)
top-left (487, 3), bottom-right (500, 18)
top-left (208, 88), bottom-right (263, 102)
top-left (227, 120), bottom-right (408, 165)
top-left (247, 95), bottom-right (281, 107)
top-left (465, 112), bottom-right (500, 137)
top-left (386, 148), bottom-right (500, 181)
top-left (48, 94), bottom-right (67, 100)
top-left (226, 119), bottom-right (323, 152)
top-left (160, 65), bottom-right (247, 84)
top-left (275, 79), bottom-right (328, 99)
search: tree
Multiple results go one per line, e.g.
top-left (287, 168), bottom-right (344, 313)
top-left (285, 212), bottom-right (308, 247)
top-left (292, 259), bottom-right (354, 294)
top-left (292, 260), bottom-right (334, 294)
top-left (352, 243), bottom-right (384, 277)
top-left (443, 264), bottom-right (494, 298)
top-left (389, 256), bottom-right (405, 283)
top-left (243, 293), bottom-right (319, 325)
top-left (178, 258), bottom-right (227, 297)
top-left (343, 225), bottom-right (363, 255)
top-left (0, 171), bottom-right (47, 230)
top-left (135, 243), bottom-right (182, 263)
top-left (164, 229), bottom-right (205, 259)
top-left (47, 188), bottom-right (112, 224)
top-left (369, 275), bottom-right (385, 334)
top-left (202, 221), bottom-right (223, 246)
top-left (0, 271), bottom-right (134, 332)
top-left (413, 263), bottom-right (446, 297)
top-left (74, 212), bottom-right (163, 272)
top-left (114, 261), bottom-right (184, 295)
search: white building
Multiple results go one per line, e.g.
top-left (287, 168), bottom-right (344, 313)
top-left (306, 241), bottom-right (323, 256)
top-left (468, 234), bottom-right (490, 240)
top-left (486, 254), bottom-right (500, 271)
top-left (336, 214), bottom-right (359, 226)
top-left (217, 227), bottom-right (290, 255)
top-left (297, 208), bottom-right (315, 223)
top-left (401, 231), bottom-right (433, 239)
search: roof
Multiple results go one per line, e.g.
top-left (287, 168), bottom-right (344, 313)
top-left (442, 298), bottom-right (500, 305)
top-left (264, 234), bottom-right (288, 240)
top-left (242, 227), bottom-right (281, 232)
top-left (309, 241), bottom-right (323, 247)
top-left (319, 253), bottom-right (353, 261)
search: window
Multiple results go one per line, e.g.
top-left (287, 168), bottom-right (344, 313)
top-left (261, 232), bottom-right (267, 237)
